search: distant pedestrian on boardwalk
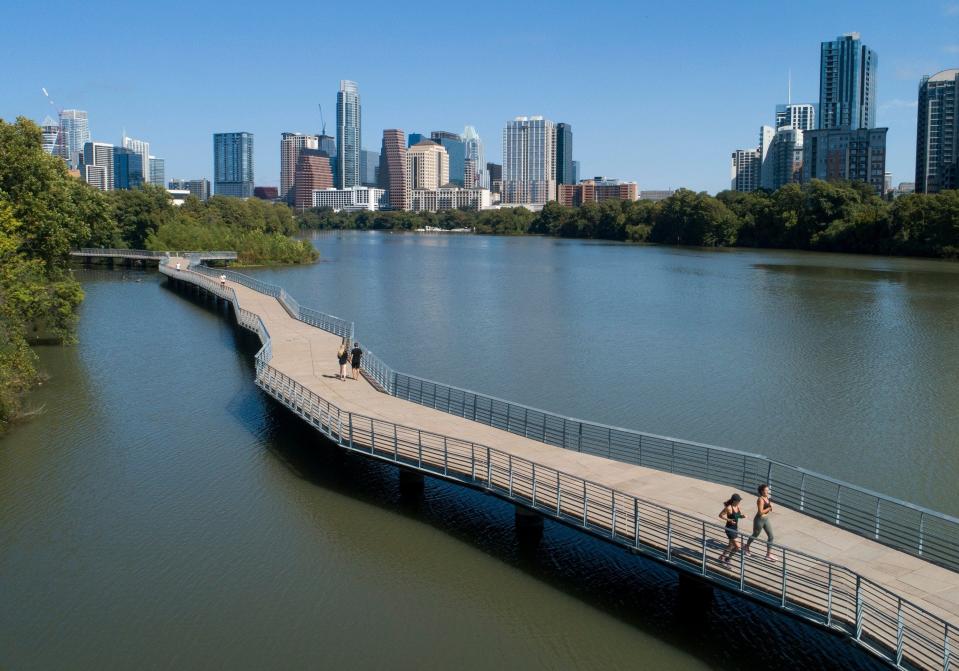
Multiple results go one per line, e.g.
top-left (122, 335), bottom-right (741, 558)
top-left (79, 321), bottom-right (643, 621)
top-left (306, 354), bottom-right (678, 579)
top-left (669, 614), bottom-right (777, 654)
top-left (718, 493), bottom-right (746, 564)
top-left (350, 343), bottom-right (363, 380)
top-left (745, 484), bottom-right (776, 561)
top-left (175, 262), bottom-right (181, 271)
top-left (337, 340), bottom-right (350, 380)
top-left (219, 274), bottom-right (226, 288)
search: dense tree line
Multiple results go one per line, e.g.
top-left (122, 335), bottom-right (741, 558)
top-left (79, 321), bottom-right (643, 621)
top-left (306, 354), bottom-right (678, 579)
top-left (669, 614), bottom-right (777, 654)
top-left (0, 117), bottom-right (315, 432)
top-left (298, 181), bottom-right (959, 259)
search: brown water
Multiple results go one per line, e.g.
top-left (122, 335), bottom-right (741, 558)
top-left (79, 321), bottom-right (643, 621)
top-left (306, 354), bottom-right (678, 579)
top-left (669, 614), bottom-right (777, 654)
top-left (5, 233), bottom-right (955, 670)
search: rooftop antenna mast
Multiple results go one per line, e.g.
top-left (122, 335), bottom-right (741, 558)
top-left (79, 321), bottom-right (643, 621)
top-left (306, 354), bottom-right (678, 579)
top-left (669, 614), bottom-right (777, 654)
top-left (318, 104), bottom-right (326, 136)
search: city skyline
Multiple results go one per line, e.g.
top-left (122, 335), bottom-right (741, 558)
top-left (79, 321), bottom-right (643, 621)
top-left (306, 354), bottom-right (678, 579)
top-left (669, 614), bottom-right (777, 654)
top-left (4, 2), bottom-right (959, 193)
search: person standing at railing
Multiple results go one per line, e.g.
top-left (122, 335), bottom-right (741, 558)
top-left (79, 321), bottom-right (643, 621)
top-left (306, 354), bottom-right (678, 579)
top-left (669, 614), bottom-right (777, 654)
top-left (220, 274), bottom-right (226, 288)
top-left (337, 340), bottom-right (350, 381)
top-left (350, 343), bottom-right (363, 381)
top-left (744, 484), bottom-right (776, 561)
top-left (718, 493), bottom-right (746, 564)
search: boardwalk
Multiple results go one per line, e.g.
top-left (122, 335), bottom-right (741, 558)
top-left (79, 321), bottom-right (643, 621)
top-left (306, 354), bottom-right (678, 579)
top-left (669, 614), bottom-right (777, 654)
top-left (161, 257), bottom-right (957, 670)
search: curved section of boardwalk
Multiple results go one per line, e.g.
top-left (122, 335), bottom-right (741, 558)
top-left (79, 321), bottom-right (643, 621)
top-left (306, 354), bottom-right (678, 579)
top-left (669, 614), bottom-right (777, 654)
top-left (160, 258), bottom-right (957, 671)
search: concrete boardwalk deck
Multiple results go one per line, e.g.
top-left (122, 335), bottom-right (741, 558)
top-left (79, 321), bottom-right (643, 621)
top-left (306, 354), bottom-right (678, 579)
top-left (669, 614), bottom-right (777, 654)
top-left (166, 261), bottom-right (959, 642)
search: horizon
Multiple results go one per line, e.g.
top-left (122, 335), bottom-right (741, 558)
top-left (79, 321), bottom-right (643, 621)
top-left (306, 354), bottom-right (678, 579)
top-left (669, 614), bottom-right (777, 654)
top-left (3, 1), bottom-right (958, 193)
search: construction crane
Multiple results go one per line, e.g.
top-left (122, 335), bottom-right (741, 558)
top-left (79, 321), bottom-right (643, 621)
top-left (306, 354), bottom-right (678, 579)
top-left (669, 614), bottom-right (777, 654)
top-left (318, 104), bottom-right (327, 136)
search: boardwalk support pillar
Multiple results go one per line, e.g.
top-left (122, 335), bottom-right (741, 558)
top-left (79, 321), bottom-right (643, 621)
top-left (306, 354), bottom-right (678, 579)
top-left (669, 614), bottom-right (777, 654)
top-left (515, 506), bottom-right (543, 545)
top-left (399, 469), bottom-right (424, 498)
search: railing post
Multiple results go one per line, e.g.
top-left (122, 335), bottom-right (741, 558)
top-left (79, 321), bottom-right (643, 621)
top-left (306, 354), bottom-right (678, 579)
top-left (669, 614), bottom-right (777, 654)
top-left (577, 423), bottom-right (583, 453)
top-left (919, 513), bottom-right (925, 556)
top-left (443, 436), bottom-right (448, 475)
top-left (701, 521), bottom-right (707, 575)
top-left (780, 548), bottom-right (788, 607)
top-left (670, 441), bottom-right (675, 473)
top-left (582, 481), bottom-right (588, 526)
top-left (854, 575), bottom-right (863, 641)
top-left (875, 499), bottom-right (881, 540)
top-left (471, 394), bottom-right (477, 422)
top-left (633, 498), bottom-right (640, 549)
top-left (608, 427), bottom-right (612, 458)
top-left (895, 598), bottom-right (904, 666)
top-left (799, 472), bottom-right (806, 512)
top-left (611, 494), bottom-right (617, 539)
top-left (836, 486), bottom-right (843, 525)
top-left (470, 443), bottom-right (475, 480)
top-left (766, 461), bottom-right (773, 489)
top-left (556, 473), bottom-right (562, 516)
top-left (739, 543), bottom-right (745, 590)
top-left (508, 454), bottom-right (513, 497)
top-left (826, 565), bottom-right (833, 626)
top-left (666, 510), bottom-right (672, 562)
top-left (524, 407), bottom-right (528, 438)
top-left (348, 414), bottom-right (354, 450)
top-left (486, 446), bottom-right (492, 488)
top-left (531, 464), bottom-right (537, 507)
top-left (506, 404), bottom-right (511, 432)
top-left (418, 430), bottom-right (423, 467)
top-left (943, 624), bottom-right (951, 671)
top-left (393, 424), bottom-right (398, 461)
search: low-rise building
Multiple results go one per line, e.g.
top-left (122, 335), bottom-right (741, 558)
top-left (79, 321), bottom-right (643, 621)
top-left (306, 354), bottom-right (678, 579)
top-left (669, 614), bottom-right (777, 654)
top-left (409, 187), bottom-right (491, 212)
top-left (557, 178), bottom-right (638, 206)
top-left (639, 190), bottom-right (675, 201)
top-left (312, 186), bottom-right (387, 212)
top-left (169, 178), bottom-right (211, 201)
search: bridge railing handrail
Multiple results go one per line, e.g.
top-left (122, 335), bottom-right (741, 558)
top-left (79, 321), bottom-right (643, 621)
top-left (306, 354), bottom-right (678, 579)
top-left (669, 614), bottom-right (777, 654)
top-left (183, 260), bottom-right (959, 574)
top-left (241, 312), bottom-right (953, 671)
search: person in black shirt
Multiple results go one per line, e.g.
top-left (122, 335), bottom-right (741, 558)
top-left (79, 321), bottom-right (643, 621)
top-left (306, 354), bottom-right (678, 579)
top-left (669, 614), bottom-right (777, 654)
top-left (350, 343), bottom-right (363, 380)
top-left (718, 493), bottom-right (746, 564)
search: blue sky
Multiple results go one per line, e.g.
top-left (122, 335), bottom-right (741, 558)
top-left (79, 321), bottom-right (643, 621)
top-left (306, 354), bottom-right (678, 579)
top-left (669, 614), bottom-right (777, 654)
top-left (2, 1), bottom-right (958, 193)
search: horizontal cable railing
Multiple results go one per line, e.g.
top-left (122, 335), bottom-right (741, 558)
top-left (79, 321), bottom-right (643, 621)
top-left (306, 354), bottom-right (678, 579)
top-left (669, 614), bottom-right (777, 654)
top-left (179, 259), bottom-right (959, 575)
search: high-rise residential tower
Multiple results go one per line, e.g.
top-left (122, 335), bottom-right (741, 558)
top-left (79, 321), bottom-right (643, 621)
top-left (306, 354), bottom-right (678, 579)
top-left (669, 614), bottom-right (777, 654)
top-left (213, 132), bottom-right (254, 197)
top-left (819, 33), bottom-right (877, 130)
top-left (378, 129), bottom-right (409, 211)
top-left (293, 149), bottom-right (334, 210)
top-left (360, 149), bottom-right (379, 186)
top-left (81, 141), bottom-right (115, 191)
top-left (407, 140), bottom-right (449, 190)
top-left (731, 148), bottom-right (762, 192)
top-left (430, 131), bottom-right (466, 186)
top-left (916, 69), bottom-right (959, 193)
top-left (502, 116), bottom-right (556, 204)
top-left (463, 126), bottom-right (488, 188)
top-left (59, 110), bottom-right (90, 170)
top-left (775, 103), bottom-right (816, 130)
top-left (40, 116), bottom-right (65, 160)
top-left (280, 132), bottom-right (319, 200)
top-left (336, 80), bottom-right (361, 188)
top-left (555, 123), bottom-right (574, 184)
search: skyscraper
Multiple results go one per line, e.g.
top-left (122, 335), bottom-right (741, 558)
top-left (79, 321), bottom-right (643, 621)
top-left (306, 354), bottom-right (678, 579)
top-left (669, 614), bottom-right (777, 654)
top-left (555, 123), bottom-right (574, 184)
top-left (378, 129), bottom-right (409, 211)
top-left (149, 156), bottom-right (165, 186)
top-left (280, 133), bottom-right (319, 200)
top-left (407, 140), bottom-right (449, 190)
top-left (81, 141), bottom-right (115, 191)
top-left (40, 116), bottom-right (65, 161)
top-left (122, 135), bottom-right (151, 185)
top-left (502, 116), bottom-right (556, 204)
top-left (430, 131), bottom-right (466, 186)
top-left (775, 103), bottom-right (816, 130)
top-left (336, 80), bottom-right (361, 188)
top-left (113, 146), bottom-right (144, 190)
top-left (805, 33), bottom-right (887, 193)
top-left (572, 160), bottom-right (580, 184)
top-left (213, 132), bottom-right (254, 197)
top-left (360, 149), bottom-right (379, 186)
top-left (819, 33), bottom-right (877, 130)
top-left (916, 69), bottom-right (959, 193)
top-left (59, 110), bottom-right (89, 170)
top-left (408, 133), bottom-right (426, 147)
top-left (731, 149), bottom-right (762, 192)
top-left (463, 126), bottom-right (488, 188)
top-left (293, 149), bottom-right (334, 210)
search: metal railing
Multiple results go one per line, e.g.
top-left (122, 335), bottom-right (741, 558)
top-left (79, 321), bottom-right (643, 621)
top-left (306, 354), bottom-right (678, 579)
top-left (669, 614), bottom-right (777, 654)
top-left (178, 260), bottom-right (959, 576)
top-left (72, 248), bottom-right (237, 261)
top-left (166, 256), bottom-right (953, 671)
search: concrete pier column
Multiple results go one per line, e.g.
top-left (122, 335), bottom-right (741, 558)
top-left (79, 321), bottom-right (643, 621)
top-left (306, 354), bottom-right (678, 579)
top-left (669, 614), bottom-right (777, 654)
top-left (515, 506), bottom-right (544, 546)
top-left (399, 469), bottom-right (424, 498)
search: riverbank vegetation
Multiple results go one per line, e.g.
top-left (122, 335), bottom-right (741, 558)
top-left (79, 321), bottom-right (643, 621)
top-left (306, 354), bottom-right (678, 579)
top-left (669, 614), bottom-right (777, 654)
top-left (0, 117), bottom-right (314, 432)
top-left (298, 181), bottom-right (959, 259)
